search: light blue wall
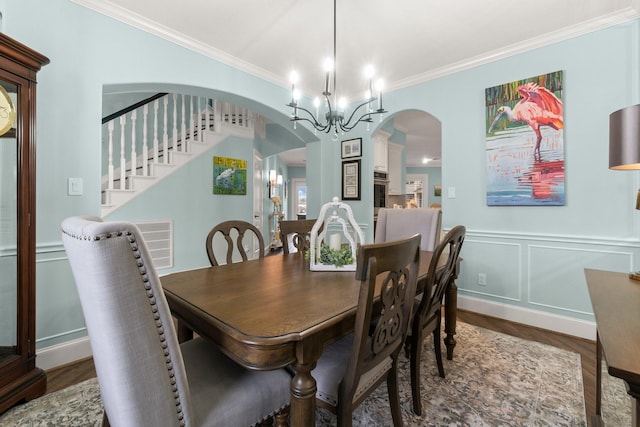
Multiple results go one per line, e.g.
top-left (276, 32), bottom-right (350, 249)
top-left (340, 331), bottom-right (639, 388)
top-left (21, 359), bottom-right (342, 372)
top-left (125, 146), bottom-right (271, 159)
top-left (4, 0), bottom-right (640, 353)
top-left (288, 166), bottom-right (306, 180)
top-left (375, 20), bottom-right (640, 327)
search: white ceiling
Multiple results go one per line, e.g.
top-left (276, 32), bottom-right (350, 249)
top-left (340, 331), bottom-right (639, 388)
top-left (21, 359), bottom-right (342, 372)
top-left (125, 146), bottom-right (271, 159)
top-left (76, 0), bottom-right (639, 167)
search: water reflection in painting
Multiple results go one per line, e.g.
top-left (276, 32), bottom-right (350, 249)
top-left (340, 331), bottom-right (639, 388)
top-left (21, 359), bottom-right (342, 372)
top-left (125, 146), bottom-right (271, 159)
top-left (485, 71), bottom-right (564, 206)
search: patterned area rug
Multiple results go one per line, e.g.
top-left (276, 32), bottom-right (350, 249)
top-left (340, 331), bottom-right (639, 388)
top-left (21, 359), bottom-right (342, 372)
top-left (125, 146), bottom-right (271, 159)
top-left (0, 322), bottom-right (596, 426)
top-left (601, 359), bottom-right (632, 426)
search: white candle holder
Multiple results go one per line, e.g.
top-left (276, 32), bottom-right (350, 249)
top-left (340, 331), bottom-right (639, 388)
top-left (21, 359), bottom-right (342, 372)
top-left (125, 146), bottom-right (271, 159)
top-left (309, 197), bottom-right (364, 271)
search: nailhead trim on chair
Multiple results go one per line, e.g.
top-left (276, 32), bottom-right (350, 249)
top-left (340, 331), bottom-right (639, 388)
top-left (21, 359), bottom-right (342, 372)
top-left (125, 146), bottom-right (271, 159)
top-left (62, 227), bottom-right (186, 426)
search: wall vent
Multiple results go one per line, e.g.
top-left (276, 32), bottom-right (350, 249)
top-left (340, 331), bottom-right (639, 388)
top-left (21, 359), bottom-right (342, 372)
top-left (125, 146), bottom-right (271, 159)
top-left (135, 220), bottom-right (173, 269)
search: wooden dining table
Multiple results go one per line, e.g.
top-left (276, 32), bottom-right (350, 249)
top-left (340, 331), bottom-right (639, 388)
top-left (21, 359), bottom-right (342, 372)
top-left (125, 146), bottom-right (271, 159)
top-left (161, 251), bottom-right (459, 426)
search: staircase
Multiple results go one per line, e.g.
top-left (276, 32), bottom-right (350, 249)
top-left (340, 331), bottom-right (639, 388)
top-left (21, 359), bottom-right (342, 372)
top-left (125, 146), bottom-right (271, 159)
top-left (101, 93), bottom-right (265, 217)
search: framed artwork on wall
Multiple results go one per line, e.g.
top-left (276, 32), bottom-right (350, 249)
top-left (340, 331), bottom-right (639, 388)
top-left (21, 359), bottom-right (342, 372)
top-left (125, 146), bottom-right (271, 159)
top-left (341, 137), bottom-right (362, 159)
top-left (213, 156), bottom-right (247, 195)
top-left (341, 159), bottom-right (361, 200)
top-left (485, 70), bottom-right (565, 206)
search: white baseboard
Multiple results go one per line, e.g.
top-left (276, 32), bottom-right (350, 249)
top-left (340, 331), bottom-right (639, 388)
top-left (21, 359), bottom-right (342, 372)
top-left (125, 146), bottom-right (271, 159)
top-left (458, 295), bottom-right (597, 341)
top-left (36, 337), bottom-right (92, 371)
top-left (34, 297), bottom-right (596, 371)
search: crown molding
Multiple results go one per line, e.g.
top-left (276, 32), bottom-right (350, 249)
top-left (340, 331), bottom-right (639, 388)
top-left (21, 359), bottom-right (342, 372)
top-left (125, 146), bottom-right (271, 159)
top-left (70, 0), bottom-right (289, 88)
top-left (388, 7), bottom-right (640, 93)
top-left (72, 1), bottom-right (639, 96)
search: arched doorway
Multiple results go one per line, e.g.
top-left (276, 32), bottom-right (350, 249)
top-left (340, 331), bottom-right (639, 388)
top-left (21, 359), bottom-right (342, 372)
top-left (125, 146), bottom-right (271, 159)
top-left (373, 109), bottom-right (442, 209)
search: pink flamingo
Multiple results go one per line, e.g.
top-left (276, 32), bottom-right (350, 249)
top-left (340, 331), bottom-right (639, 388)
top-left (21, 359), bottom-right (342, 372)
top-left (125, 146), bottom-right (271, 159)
top-left (488, 82), bottom-right (563, 157)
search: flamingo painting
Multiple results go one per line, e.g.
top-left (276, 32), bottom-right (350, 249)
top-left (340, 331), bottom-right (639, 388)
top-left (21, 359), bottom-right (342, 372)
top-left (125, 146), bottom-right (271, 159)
top-left (488, 81), bottom-right (564, 157)
top-left (485, 71), bottom-right (564, 206)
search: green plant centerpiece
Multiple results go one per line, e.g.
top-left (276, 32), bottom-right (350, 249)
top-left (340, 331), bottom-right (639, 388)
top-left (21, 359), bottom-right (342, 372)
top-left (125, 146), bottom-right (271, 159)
top-left (309, 197), bottom-right (364, 271)
top-left (307, 243), bottom-right (354, 267)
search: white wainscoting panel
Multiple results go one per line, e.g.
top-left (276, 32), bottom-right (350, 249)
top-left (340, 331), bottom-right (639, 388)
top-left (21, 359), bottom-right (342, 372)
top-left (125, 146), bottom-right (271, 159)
top-left (458, 238), bottom-right (522, 301)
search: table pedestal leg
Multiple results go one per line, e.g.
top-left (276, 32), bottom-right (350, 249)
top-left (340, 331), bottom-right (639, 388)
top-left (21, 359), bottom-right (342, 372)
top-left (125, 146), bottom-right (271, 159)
top-left (444, 278), bottom-right (458, 360)
top-left (176, 320), bottom-right (193, 343)
top-left (592, 332), bottom-right (603, 426)
top-left (289, 361), bottom-right (317, 427)
top-left (628, 382), bottom-right (640, 427)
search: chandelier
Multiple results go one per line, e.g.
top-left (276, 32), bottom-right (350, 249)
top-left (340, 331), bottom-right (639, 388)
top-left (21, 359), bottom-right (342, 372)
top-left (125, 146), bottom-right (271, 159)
top-left (286, 0), bottom-right (387, 138)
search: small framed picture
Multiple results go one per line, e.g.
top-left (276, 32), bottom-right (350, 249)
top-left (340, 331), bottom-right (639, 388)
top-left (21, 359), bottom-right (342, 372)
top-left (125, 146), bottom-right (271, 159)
top-left (342, 159), bottom-right (361, 200)
top-left (341, 137), bottom-right (362, 159)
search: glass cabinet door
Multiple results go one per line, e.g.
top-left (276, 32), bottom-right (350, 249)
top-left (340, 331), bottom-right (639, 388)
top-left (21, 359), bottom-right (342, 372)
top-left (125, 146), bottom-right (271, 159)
top-left (0, 80), bottom-right (18, 364)
top-left (0, 32), bottom-right (48, 415)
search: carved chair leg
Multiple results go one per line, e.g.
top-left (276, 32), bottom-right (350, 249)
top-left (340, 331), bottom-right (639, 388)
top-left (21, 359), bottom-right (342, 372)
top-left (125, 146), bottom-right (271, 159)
top-left (273, 405), bottom-right (290, 427)
top-left (434, 313), bottom-right (445, 378)
top-left (337, 401), bottom-right (353, 427)
top-left (387, 360), bottom-right (403, 427)
top-left (410, 330), bottom-right (424, 416)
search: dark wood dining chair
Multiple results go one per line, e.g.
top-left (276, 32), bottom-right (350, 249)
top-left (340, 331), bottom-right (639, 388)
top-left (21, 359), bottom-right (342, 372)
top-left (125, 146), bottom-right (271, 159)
top-left (279, 219), bottom-right (317, 256)
top-left (312, 234), bottom-right (421, 427)
top-left (405, 225), bottom-right (466, 416)
top-left (205, 220), bottom-right (265, 266)
top-left (61, 216), bottom-right (291, 427)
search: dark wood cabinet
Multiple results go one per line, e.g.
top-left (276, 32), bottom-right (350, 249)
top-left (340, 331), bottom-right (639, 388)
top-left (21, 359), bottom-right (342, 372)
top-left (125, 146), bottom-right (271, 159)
top-left (0, 33), bottom-right (49, 414)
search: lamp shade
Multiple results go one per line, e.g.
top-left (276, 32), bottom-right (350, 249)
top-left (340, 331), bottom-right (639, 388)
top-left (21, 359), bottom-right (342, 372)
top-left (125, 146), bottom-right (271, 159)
top-left (610, 104), bottom-right (640, 170)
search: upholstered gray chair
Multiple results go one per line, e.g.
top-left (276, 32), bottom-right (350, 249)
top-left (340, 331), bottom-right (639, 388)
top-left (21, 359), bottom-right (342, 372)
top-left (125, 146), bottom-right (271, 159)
top-left (312, 234), bottom-right (421, 427)
top-left (374, 207), bottom-right (442, 251)
top-left (61, 216), bottom-right (291, 427)
top-left (405, 225), bottom-right (465, 416)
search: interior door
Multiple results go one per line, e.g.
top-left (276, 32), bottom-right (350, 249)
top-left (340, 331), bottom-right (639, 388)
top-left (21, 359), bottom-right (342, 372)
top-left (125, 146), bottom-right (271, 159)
top-left (253, 151), bottom-right (264, 256)
top-left (291, 178), bottom-right (307, 219)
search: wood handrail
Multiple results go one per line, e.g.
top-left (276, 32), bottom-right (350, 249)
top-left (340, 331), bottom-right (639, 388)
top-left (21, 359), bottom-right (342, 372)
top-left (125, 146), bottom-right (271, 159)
top-left (101, 92), bottom-right (168, 124)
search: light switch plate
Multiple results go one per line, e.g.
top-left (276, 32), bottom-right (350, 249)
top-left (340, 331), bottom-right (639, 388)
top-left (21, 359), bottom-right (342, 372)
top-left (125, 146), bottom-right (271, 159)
top-left (68, 177), bottom-right (83, 196)
top-left (448, 186), bottom-right (456, 198)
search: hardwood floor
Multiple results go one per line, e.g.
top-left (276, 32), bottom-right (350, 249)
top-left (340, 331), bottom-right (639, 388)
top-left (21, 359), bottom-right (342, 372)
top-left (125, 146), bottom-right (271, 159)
top-left (44, 356), bottom-right (96, 396)
top-left (42, 310), bottom-right (597, 424)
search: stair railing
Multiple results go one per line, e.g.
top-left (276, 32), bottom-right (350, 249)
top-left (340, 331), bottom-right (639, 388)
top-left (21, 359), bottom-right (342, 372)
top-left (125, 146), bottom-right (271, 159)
top-left (102, 93), bottom-right (254, 193)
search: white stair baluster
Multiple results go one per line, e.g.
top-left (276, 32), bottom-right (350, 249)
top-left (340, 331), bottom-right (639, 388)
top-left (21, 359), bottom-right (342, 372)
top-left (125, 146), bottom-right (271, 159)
top-left (153, 99), bottom-right (159, 165)
top-left (205, 99), bottom-right (211, 133)
top-left (197, 96), bottom-right (203, 141)
top-left (119, 115), bottom-right (126, 189)
top-left (108, 121), bottom-right (114, 190)
top-left (163, 95), bottom-right (169, 164)
top-left (142, 104), bottom-right (148, 176)
top-left (222, 102), bottom-right (228, 125)
top-left (130, 110), bottom-right (137, 178)
top-left (172, 93), bottom-right (177, 154)
top-left (191, 95), bottom-right (196, 142)
top-left (181, 94), bottom-right (186, 152)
